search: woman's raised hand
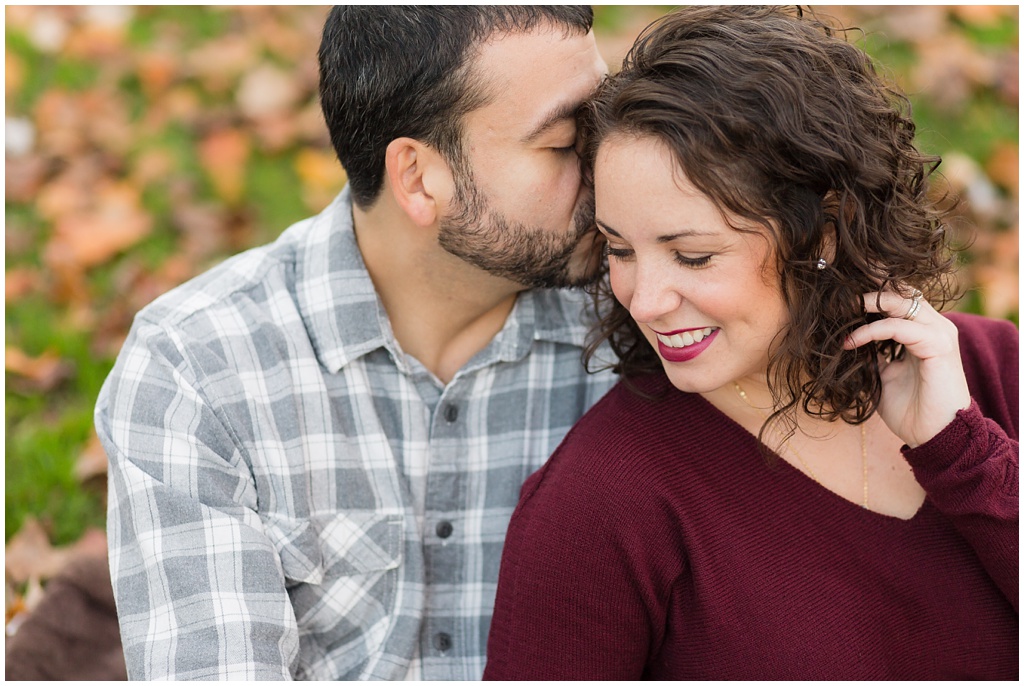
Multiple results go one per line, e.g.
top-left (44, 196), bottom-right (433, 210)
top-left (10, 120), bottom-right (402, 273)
top-left (844, 289), bottom-right (971, 448)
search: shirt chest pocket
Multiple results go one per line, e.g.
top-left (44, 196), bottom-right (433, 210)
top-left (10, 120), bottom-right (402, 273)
top-left (265, 512), bottom-right (404, 675)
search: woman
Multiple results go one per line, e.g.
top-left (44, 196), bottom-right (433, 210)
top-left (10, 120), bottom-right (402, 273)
top-left (483, 6), bottom-right (1017, 680)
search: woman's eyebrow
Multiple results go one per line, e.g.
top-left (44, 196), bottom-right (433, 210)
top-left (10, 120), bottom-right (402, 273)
top-left (596, 219), bottom-right (715, 242)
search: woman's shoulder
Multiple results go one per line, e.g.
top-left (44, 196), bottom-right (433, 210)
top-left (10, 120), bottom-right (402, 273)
top-left (562, 372), bottom-right (709, 452)
top-left (526, 372), bottom-right (732, 500)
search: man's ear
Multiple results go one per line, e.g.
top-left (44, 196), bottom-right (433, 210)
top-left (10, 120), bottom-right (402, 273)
top-left (384, 137), bottom-right (454, 227)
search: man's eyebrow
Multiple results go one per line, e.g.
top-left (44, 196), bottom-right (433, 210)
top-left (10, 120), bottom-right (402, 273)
top-left (521, 99), bottom-right (582, 145)
top-left (596, 219), bottom-right (715, 243)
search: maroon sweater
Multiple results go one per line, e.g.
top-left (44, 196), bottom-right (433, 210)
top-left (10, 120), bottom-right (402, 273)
top-left (484, 313), bottom-right (1018, 680)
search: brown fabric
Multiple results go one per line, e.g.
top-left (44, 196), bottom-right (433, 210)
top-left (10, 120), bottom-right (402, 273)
top-left (5, 553), bottom-right (126, 681)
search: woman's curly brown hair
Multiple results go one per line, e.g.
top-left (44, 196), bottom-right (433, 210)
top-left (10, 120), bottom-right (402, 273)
top-left (580, 5), bottom-right (959, 435)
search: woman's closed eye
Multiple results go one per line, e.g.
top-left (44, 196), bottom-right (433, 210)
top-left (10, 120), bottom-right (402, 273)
top-left (604, 244), bottom-right (634, 260)
top-left (675, 253), bottom-right (712, 268)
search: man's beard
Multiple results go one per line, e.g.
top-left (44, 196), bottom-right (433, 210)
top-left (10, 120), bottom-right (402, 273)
top-left (438, 169), bottom-right (600, 289)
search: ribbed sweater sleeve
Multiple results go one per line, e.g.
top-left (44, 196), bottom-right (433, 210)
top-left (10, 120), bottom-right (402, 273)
top-left (903, 313), bottom-right (1019, 610)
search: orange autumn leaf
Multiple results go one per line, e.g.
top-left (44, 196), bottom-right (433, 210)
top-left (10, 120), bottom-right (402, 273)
top-left (6, 47), bottom-right (24, 98)
top-left (950, 5), bottom-right (1010, 27)
top-left (985, 142), bottom-right (1019, 196)
top-left (975, 264), bottom-right (1020, 319)
top-left (4, 518), bottom-right (71, 585)
top-left (62, 6), bottom-right (132, 59)
top-left (5, 267), bottom-right (41, 302)
top-left (5, 347), bottom-right (73, 391)
top-left (295, 147), bottom-right (347, 211)
top-left (74, 431), bottom-right (110, 483)
top-left (43, 180), bottom-right (153, 270)
top-left (199, 128), bottom-right (251, 204)
top-left (136, 51), bottom-right (179, 97)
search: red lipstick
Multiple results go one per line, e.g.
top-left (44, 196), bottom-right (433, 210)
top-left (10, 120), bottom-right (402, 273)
top-left (655, 327), bottom-right (718, 363)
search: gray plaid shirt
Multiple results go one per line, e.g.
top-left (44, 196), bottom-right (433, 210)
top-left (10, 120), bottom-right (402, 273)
top-left (96, 187), bottom-right (615, 680)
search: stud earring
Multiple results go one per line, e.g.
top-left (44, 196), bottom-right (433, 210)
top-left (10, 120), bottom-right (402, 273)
top-left (816, 258), bottom-right (827, 270)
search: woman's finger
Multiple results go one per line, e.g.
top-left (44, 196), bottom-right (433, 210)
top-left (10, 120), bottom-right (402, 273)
top-left (860, 289), bottom-right (928, 321)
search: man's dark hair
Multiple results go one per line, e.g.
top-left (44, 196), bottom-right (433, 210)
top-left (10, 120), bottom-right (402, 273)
top-left (580, 6), bottom-right (958, 436)
top-left (318, 6), bottom-right (593, 209)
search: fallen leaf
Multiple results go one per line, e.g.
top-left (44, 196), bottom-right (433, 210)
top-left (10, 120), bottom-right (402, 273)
top-left (173, 202), bottom-right (232, 258)
top-left (294, 101), bottom-right (331, 147)
top-left (950, 5), bottom-right (1008, 27)
top-left (136, 50), bottom-right (179, 98)
top-left (295, 147), bottom-right (347, 211)
top-left (33, 89), bottom-right (89, 157)
top-left (130, 147), bottom-right (177, 189)
top-left (5, 347), bottom-right (74, 392)
top-left (74, 432), bottom-right (110, 483)
top-left (975, 263), bottom-right (1020, 319)
top-left (5, 267), bottom-right (42, 302)
top-left (5, 577), bottom-right (44, 636)
top-left (995, 50), bottom-right (1018, 106)
top-left (5, 154), bottom-right (48, 204)
top-left (4, 519), bottom-right (71, 585)
top-left (252, 113), bottom-right (299, 152)
top-left (63, 6), bottom-right (133, 59)
top-left (913, 35), bottom-right (996, 110)
top-left (44, 180), bottom-right (153, 270)
top-left (236, 63), bottom-right (304, 120)
top-left (985, 141), bottom-right (1018, 196)
top-left (26, 8), bottom-right (70, 54)
top-left (79, 88), bottom-right (135, 156)
top-left (939, 152), bottom-right (1003, 221)
top-left (198, 128), bottom-right (250, 204)
top-left (187, 34), bottom-right (258, 94)
top-left (6, 47), bottom-right (24, 98)
top-left (4, 6), bottom-right (37, 31)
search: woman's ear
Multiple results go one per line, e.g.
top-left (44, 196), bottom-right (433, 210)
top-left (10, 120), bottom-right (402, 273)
top-left (818, 190), bottom-right (842, 264)
top-left (384, 137), bottom-right (454, 227)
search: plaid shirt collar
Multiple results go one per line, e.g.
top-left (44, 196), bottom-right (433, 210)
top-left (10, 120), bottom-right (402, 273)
top-left (297, 187), bottom-right (592, 376)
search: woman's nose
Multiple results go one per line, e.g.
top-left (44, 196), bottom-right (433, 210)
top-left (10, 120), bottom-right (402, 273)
top-left (624, 262), bottom-right (681, 325)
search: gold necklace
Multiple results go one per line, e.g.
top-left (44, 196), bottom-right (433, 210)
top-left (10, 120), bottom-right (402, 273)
top-left (732, 382), bottom-right (868, 509)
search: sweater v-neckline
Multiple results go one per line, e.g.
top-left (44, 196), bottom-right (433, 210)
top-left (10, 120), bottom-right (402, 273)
top-left (686, 389), bottom-right (929, 523)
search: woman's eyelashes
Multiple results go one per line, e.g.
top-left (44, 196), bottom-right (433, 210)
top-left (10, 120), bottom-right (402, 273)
top-left (674, 253), bottom-right (712, 268)
top-left (605, 244), bottom-right (634, 259)
top-left (604, 243), bottom-right (713, 268)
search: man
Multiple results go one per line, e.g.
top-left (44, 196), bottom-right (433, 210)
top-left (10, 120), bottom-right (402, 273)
top-left (96, 7), bottom-right (614, 680)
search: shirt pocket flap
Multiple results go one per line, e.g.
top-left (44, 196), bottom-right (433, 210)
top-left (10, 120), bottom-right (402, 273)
top-left (264, 513), bottom-right (402, 586)
top-left (313, 512), bottom-right (403, 579)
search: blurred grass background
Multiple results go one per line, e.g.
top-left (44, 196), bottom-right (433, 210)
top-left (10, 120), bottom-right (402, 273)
top-left (5, 6), bottom-right (1018, 548)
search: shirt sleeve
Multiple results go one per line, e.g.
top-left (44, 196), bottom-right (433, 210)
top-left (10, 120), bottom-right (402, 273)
top-left (484, 442), bottom-right (680, 680)
top-left (97, 319), bottom-right (299, 680)
top-left (903, 400), bottom-right (1019, 611)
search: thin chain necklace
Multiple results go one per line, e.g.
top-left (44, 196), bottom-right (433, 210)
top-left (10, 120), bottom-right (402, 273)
top-left (733, 381), bottom-right (868, 509)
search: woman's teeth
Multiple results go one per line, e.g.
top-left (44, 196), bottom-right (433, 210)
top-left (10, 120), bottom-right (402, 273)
top-left (656, 327), bottom-right (716, 348)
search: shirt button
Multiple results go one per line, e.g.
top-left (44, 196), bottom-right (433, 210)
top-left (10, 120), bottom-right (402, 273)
top-left (436, 520), bottom-right (453, 539)
top-left (433, 632), bottom-right (453, 652)
top-left (443, 403), bottom-right (459, 423)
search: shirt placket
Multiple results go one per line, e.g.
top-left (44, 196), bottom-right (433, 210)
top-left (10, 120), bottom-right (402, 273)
top-left (420, 381), bottom-right (469, 680)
